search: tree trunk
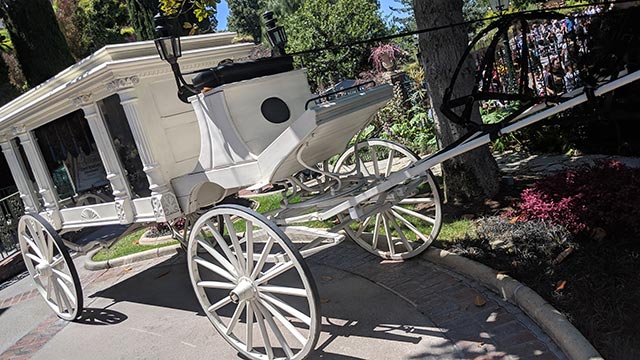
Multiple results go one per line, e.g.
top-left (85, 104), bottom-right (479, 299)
top-left (0, 56), bottom-right (20, 106)
top-left (413, 0), bottom-right (499, 204)
top-left (1, 0), bottom-right (75, 87)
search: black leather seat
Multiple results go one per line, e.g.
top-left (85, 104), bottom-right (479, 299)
top-left (192, 56), bottom-right (294, 90)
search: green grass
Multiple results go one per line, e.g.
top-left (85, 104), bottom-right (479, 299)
top-left (91, 227), bottom-right (179, 262)
top-left (433, 219), bottom-right (475, 247)
top-left (252, 192), bottom-right (477, 247)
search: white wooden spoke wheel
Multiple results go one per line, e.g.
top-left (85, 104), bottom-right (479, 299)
top-left (18, 214), bottom-right (83, 321)
top-left (187, 205), bottom-right (320, 360)
top-left (334, 139), bottom-right (443, 260)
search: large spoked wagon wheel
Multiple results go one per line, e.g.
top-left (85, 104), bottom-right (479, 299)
top-left (187, 204), bottom-right (320, 360)
top-left (334, 139), bottom-right (443, 260)
top-left (18, 214), bottom-right (83, 321)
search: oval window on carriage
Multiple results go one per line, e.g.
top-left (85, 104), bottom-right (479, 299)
top-left (260, 97), bottom-right (290, 124)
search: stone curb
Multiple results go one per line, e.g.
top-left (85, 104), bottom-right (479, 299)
top-left (84, 244), bottom-right (181, 271)
top-left (423, 247), bottom-right (602, 360)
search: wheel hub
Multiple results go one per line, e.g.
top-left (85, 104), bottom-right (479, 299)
top-left (36, 262), bottom-right (52, 279)
top-left (229, 277), bottom-right (256, 304)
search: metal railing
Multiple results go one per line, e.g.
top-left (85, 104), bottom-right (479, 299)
top-left (0, 190), bottom-right (24, 260)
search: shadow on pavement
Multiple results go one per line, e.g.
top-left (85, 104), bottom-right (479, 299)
top-left (87, 253), bottom-right (204, 316)
top-left (75, 307), bottom-right (128, 326)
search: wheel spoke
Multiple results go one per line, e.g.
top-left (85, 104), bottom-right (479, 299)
top-left (52, 280), bottom-right (65, 313)
top-left (250, 237), bottom-right (274, 280)
top-left (387, 211), bottom-right (413, 252)
top-left (384, 150), bottom-right (396, 177)
top-left (371, 213), bottom-right (382, 249)
top-left (43, 275), bottom-right (53, 299)
top-left (255, 302), bottom-right (293, 358)
top-left (50, 255), bottom-right (65, 268)
top-left (207, 296), bottom-right (232, 313)
top-left (45, 232), bottom-right (54, 262)
top-left (51, 268), bottom-right (74, 285)
top-left (197, 239), bottom-right (238, 278)
top-left (23, 235), bottom-right (44, 260)
top-left (393, 205), bottom-right (436, 224)
top-left (253, 304), bottom-right (274, 359)
top-left (194, 257), bottom-right (237, 283)
top-left (197, 281), bottom-right (236, 290)
top-left (24, 252), bottom-right (45, 265)
top-left (355, 214), bottom-right (374, 238)
top-left (390, 209), bottom-right (429, 242)
top-left (260, 292), bottom-right (311, 326)
top-left (226, 300), bottom-right (245, 335)
top-left (246, 221), bottom-right (254, 275)
top-left (246, 302), bottom-right (254, 352)
top-left (370, 146), bottom-right (380, 175)
top-left (398, 197), bottom-right (435, 205)
top-left (259, 298), bottom-right (307, 345)
top-left (357, 158), bottom-right (370, 176)
top-left (381, 214), bottom-right (395, 255)
top-left (259, 285), bottom-right (307, 297)
top-left (223, 215), bottom-right (246, 275)
top-left (55, 277), bottom-right (76, 307)
top-left (207, 221), bottom-right (243, 273)
top-left (25, 221), bottom-right (46, 259)
top-left (255, 261), bottom-right (294, 286)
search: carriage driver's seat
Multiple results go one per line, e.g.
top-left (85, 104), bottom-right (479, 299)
top-left (192, 56), bottom-right (294, 91)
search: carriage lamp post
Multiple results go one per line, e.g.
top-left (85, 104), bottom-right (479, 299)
top-left (263, 11), bottom-right (288, 56)
top-left (489, 0), bottom-right (516, 92)
top-left (153, 12), bottom-right (198, 102)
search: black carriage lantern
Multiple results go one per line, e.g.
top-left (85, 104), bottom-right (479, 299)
top-left (488, 0), bottom-right (511, 13)
top-left (153, 12), bottom-right (181, 63)
top-left (153, 12), bottom-right (198, 103)
top-left (263, 11), bottom-right (287, 56)
top-left (154, 34), bottom-right (182, 64)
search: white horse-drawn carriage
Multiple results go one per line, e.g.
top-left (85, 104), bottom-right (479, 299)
top-left (1, 8), bottom-right (639, 360)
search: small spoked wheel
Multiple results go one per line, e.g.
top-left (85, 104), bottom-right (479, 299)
top-left (334, 139), bottom-right (443, 260)
top-left (187, 204), bottom-right (320, 360)
top-left (18, 214), bottom-right (83, 321)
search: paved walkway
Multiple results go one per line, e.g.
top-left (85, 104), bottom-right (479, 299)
top-left (0, 241), bottom-right (565, 359)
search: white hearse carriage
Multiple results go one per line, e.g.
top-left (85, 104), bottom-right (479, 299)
top-left (5, 9), bottom-right (636, 359)
top-left (0, 25), bottom-right (444, 359)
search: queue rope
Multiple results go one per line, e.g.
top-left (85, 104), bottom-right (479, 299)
top-left (287, 0), bottom-right (640, 57)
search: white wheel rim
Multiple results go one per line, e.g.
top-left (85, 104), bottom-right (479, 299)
top-left (187, 205), bottom-right (320, 360)
top-left (18, 215), bottom-right (82, 321)
top-left (334, 139), bottom-right (443, 260)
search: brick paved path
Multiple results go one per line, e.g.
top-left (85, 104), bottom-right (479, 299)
top-left (0, 242), bottom-right (566, 359)
top-left (309, 241), bottom-right (567, 360)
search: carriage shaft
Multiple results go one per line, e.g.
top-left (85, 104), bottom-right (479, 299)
top-left (316, 69), bottom-right (640, 222)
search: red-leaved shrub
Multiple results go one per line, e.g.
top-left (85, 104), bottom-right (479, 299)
top-left (513, 161), bottom-right (640, 236)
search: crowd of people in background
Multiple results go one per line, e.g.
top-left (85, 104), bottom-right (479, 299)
top-left (527, 6), bottom-right (605, 96)
top-left (481, 5), bottom-right (607, 105)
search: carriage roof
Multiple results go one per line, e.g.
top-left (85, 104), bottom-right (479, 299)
top-left (0, 33), bottom-right (254, 135)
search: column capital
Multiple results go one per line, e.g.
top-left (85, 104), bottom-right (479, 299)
top-left (106, 76), bottom-right (140, 93)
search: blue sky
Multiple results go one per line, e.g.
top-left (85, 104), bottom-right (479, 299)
top-left (216, 0), bottom-right (403, 31)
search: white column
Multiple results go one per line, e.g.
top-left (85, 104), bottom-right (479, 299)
top-left (16, 131), bottom-right (62, 228)
top-left (78, 97), bottom-right (135, 223)
top-left (0, 138), bottom-right (39, 214)
top-left (117, 87), bottom-right (181, 222)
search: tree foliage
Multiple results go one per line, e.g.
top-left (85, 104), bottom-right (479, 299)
top-left (262, 0), bottom-right (302, 19)
top-left (126, 0), bottom-right (159, 41)
top-left (0, 0), bottom-right (75, 87)
top-left (160, 0), bottom-right (219, 34)
top-left (227, 0), bottom-right (264, 42)
top-left (284, 0), bottom-right (386, 89)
